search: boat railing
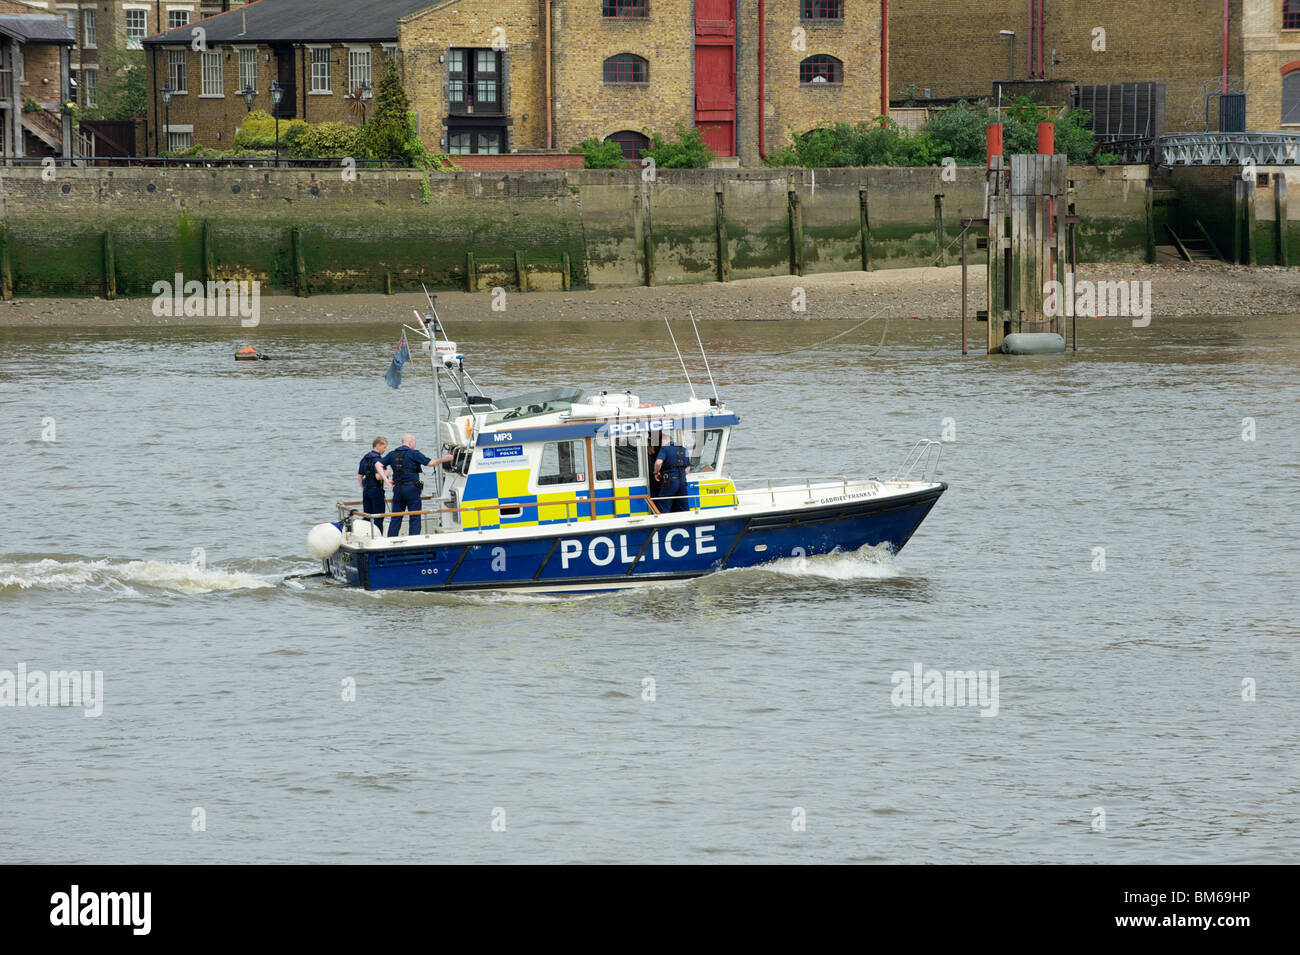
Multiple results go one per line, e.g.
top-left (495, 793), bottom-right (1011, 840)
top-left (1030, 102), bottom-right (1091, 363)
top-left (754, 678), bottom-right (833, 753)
top-left (892, 439), bottom-right (943, 483)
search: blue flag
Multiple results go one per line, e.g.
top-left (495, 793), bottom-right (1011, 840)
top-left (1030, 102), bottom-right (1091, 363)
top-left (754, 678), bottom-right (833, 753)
top-left (384, 332), bottom-right (410, 389)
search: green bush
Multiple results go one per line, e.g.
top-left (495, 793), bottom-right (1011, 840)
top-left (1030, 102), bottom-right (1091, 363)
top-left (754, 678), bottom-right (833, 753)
top-left (291, 121), bottom-right (359, 158)
top-left (234, 112), bottom-right (308, 150)
top-left (571, 137), bottom-right (627, 168)
top-left (924, 100), bottom-right (987, 164)
top-left (643, 121), bottom-right (714, 168)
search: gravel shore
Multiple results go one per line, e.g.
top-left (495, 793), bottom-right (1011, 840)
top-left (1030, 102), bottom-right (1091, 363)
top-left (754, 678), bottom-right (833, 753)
top-left (2, 262), bottom-right (1296, 327)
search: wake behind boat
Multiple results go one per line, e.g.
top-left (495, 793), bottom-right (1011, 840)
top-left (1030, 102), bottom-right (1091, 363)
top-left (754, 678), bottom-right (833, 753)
top-left (305, 298), bottom-right (946, 594)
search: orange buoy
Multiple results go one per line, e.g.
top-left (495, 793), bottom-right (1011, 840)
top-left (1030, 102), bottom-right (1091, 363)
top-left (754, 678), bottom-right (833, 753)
top-left (235, 346), bottom-right (266, 361)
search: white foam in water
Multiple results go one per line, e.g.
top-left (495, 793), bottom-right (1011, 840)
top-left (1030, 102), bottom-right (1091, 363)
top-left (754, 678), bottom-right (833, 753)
top-left (762, 543), bottom-right (900, 580)
top-left (0, 557), bottom-right (274, 596)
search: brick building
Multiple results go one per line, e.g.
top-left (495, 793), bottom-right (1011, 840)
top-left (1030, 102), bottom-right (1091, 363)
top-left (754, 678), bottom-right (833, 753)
top-left (144, 0), bottom-right (886, 164)
top-left (0, 0), bottom-right (75, 158)
top-left (19, 2), bottom-right (246, 112)
top-left (890, 1), bottom-right (1252, 133)
top-left (1243, 0), bottom-right (1300, 129)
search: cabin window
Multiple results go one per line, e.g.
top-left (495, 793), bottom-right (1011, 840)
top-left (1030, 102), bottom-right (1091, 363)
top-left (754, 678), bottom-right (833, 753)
top-left (687, 428), bottom-right (724, 472)
top-left (538, 440), bottom-right (587, 486)
top-left (597, 442), bottom-right (643, 481)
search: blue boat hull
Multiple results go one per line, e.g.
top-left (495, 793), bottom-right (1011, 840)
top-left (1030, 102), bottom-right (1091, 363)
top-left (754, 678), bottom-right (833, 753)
top-left (326, 484), bottom-right (945, 593)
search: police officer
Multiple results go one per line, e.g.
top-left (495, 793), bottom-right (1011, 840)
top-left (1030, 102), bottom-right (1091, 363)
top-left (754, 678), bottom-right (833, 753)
top-left (378, 433), bottom-right (453, 537)
top-left (358, 436), bottom-right (389, 534)
top-left (653, 431), bottom-right (692, 513)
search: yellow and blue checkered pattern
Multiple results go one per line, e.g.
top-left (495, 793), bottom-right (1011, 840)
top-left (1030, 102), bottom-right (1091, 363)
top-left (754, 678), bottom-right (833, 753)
top-left (459, 468), bottom-right (738, 530)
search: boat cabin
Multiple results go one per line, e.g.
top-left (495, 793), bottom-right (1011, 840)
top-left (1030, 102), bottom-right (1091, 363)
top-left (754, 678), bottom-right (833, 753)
top-left (434, 388), bottom-right (740, 531)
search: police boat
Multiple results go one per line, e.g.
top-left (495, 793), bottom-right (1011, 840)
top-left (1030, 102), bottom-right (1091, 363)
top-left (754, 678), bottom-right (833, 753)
top-left (306, 301), bottom-right (946, 595)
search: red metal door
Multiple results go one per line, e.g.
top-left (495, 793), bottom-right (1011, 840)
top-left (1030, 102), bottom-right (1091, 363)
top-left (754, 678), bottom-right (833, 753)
top-left (694, 0), bottom-right (735, 156)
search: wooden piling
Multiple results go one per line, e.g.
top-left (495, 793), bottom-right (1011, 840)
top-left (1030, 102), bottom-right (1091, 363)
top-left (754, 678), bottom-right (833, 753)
top-left (1232, 177), bottom-right (1244, 265)
top-left (515, 250), bottom-right (527, 292)
top-left (202, 220), bottom-right (215, 283)
top-left (0, 227), bottom-right (11, 301)
top-left (933, 194), bottom-right (945, 267)
top-left (1246, 178), bottom-right (1257, 267)
top-left (987, 156), bottom-right (1006, 354)
top-left (103, 230), bottom-right (116, 300)
top-left (1276, 176), bottom-right (1289, 268)
top-left (562, 252), bottom-right (571, 291)
top-left (788, 188), bottom-right (804, 276)
top-left (858, 186), bottom-right (872, 271)
top-left (465, 252), bottom-right (477, 292)
top-left (714, 187), bottom-right (730, 283)
top-left (1144, 180), bottom-right (1156, 264)
top-left (643, 228), bottom-right (655, 287)
top-left (385, 272), bottom-right (393, 295)
top-left (290, 227), bottom-right (307, 296)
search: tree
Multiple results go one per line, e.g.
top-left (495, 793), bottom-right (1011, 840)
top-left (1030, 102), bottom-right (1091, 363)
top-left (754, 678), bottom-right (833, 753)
top-left (642, 122), bottom-right (714, 168)
top-left (356, 58), bottom-right (412, 164)
top-left (81, 41), bottom-right (145, 121)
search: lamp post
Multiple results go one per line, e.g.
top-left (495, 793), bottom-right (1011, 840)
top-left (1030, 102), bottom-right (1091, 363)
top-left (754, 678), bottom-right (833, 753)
top-left (359, 81), bottom-right (371, 122)
top-left (270, 79), bottom-right (283, 167)
top-left (160, 82), bottom-right (173, 158)
top-left (239, 85), bottom-right (255, 111)
top-left (999, 30), bottom-right (1015, 82)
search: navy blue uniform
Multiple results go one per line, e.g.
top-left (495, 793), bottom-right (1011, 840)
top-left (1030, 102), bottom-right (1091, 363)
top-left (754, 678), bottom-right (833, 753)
top-left (655, 443), bottom-right (690, 513)
top-left (379, 445), bottom-right (433, 536)
top-left (358, 449), bottom-right (386, 534)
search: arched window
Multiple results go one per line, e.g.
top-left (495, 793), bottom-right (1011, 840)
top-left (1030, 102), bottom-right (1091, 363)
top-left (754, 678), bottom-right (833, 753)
top-left (604, 53), bottom-right (648, 84)
top-left (1285, 0), bottom-right (1300, 30)
top-left (1284, 69), bottom-right (1300, 125)
top-left (606, 130), bottom-right (650, 160)
top-left (603, 0), bottom-right (648, 17)
top-left (799, 55), bottom-right (842, 86)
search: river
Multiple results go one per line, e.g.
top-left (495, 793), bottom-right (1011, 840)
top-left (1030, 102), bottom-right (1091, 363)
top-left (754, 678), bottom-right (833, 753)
top-left (1, 313), bottom-right (1296, 863)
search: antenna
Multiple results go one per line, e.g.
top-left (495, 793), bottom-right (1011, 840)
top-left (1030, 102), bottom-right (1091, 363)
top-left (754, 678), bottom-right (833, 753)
top-left (421, 283), bottom-right (446, 337)
top-left (664, 317), bottom-right (696, 399)
top-left (688, 309), bottom-right (719, 402)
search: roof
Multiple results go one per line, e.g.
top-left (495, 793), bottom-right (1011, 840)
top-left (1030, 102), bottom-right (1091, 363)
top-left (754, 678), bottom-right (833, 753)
top-left (0, 14), bottom-right (76, 45)
top-left (145, 0), bottom-right (436, 46)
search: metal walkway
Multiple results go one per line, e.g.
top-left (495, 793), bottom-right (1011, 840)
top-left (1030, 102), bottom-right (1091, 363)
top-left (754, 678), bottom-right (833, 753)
top-left (1159, 133), bottom-right (1300, 166)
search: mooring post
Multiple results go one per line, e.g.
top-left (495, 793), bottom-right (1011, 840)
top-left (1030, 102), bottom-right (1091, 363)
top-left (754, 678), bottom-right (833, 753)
top-left (1276, 176), bottom-right (1289, 268)
top-left (465, 252), bottom-right (477, 292)
top-left (562, 251), bottom-right (571, 291)
top-left (714, 185), bottom-right (730, 283)
top-left (515, 250), bottom-right (527, 292)
top-left (0, 227), bottom-right (11, 301)
top-left (103, 230), bottom-right (116, 300)
top-left (385, 272), bottom-right (393, 295)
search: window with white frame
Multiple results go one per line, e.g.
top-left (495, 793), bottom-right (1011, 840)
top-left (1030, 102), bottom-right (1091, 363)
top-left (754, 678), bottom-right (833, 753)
top-left (348, 49), bottom-right (371, 96)
top-left (311, 48), bottom-right (331, 92)
top-left (59, 9), bottom-right (74, 39)
top-left (238, 49), bottom-right (257, 93)
top-left (125, 9), bottom-right (147, 49)
top-left (82, 9), bottom-right (96, 48)
top-left (168, 10), bottom-right (191, 29)
top-left (201, 51), bottom-right (221, 96)
top-left (82, 68), bottom-right (97, 107)
top-left (168, 49), bottom-right (187, 92)
top-left (382, 44), bottom-right (397, 61)
top-left (167, 130), bottom-right (192, 152)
